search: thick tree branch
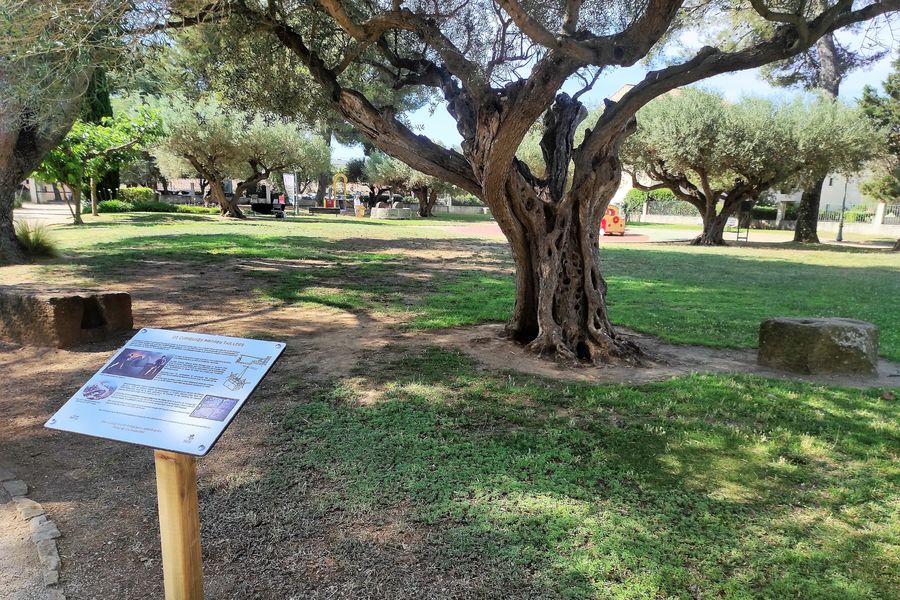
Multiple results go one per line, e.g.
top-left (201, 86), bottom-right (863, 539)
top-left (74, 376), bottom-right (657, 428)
top-left (583, 0), bottom-right (900, 157)
top-left (237, 7), bottom-right (481, 195)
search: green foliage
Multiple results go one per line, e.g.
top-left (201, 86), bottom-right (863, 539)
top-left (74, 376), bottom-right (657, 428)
top-left (14, 221), bottom-right (59, 258)
top-left (173, 204), bottom-right (220, 215)
top-left (35, 108), bottom-right (164, 193)
top-left (96, 199), bottom-right (219, 215)
top-left (859, 58), bottom-right (900, 202)
top-left (97, 200), bottom-right (133, 213)
top-left (622, 188), bottom-right (676, 214)
top-left (452, 194), bottom-right (485, 206)
top-left (861, 169), bottom-right (900, 203)
top-left (161, 98), bottom-right (330, 188)
top-left (274, 350), bottom-right (899, 598)
top-left (118, 187), bottom-right (156, 204)
top-left (860, 57), bottom-right (900, 159)
top-left (623, 90), bottom-right (881, 203)
top-left (131, 200), bottom-right (178, 212)
top-left (750, 205), bottom-right (778, 220)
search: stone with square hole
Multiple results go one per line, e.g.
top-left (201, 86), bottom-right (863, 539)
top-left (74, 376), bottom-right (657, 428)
top-left (0, 288), bottom-right (132, 348)
top-left (758, 317), bottom-right (879, 375)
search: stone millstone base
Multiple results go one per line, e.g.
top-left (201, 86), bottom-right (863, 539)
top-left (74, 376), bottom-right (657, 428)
top-left (370, 207), bottom-right (412, 219)
top-left (0, 289), bottom-right (133, 348)
top-left (758, 317), bottom-right (879, 375)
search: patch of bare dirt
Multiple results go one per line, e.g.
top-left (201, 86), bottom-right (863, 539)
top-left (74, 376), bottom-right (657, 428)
top-left (417, 323), bottom-right (900, 389)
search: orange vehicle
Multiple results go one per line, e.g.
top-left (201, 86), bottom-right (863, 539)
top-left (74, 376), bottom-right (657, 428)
top-left (600, 205), bottom-right (626, 235)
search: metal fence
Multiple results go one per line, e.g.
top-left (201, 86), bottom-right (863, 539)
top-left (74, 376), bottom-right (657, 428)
top-left (884, 204), bottom-right (900, 225)
top-left (819, 206), bottom-right (875, 223)
top-left (645, 200), bottom-right (697, 217)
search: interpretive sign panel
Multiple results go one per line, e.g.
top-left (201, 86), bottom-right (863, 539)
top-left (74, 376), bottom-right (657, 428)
top-left (45, 328), bottom-right (285, 456)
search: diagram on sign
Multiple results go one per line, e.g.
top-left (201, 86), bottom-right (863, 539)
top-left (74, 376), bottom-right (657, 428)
top-left (224, 354), bottom-right (271, 391)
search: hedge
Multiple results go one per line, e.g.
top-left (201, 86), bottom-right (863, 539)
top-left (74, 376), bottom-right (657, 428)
top-left (119, 187), bottom-right (156, 204)
top-left (97, 200), bottom-right (134, 213)
top-left (96, 200), bottom-right (219, 215)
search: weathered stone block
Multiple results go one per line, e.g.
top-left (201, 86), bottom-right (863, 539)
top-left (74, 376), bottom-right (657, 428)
top-left (758, 317), bottom-right (879, 375)
top-left (2, 479), bottom-right (28, 498)
top-left (0, 288), bottom-right (132, 348)
top-left (370, 207), bottom-right (412, 220)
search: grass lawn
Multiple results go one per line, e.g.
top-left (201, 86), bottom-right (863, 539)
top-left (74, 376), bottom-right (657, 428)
top-left (7, 213), bottom-right (899, 598)
top-left (29, 212), bottom-right (900, 360)
top-left (263, 347), bottom-right (899, 599)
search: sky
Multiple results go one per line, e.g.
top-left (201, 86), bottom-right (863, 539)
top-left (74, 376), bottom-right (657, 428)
top-left (332, 29), bottom-right (897, 162)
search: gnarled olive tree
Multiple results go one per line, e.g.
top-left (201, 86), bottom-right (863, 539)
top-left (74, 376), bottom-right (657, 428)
top-left (623, 90), bottom-right (878, 245)
top-left (148, 0), bottom-right (898, 362)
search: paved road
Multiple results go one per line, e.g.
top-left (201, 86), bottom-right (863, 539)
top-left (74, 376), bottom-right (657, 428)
top-left (14, 202), bottom-right (73, 226)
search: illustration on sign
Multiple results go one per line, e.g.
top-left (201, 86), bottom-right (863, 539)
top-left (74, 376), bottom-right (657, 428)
top-left (224, 354), bottom-right (271, 391)
top-left (45, 328), bottom-right (285, 456)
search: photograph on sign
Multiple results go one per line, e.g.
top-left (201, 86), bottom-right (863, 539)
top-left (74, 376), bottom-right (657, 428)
top-left (45, 328), bottom-right (285, 456)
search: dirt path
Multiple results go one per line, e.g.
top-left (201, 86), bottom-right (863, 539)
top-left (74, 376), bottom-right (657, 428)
top-left (0, 486), bottom-right (48, 600)
top-left (419, 323), bottom-right (900, 389)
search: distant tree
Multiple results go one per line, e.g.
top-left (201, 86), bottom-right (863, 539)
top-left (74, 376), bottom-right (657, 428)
top-left (623, 90), bottom-right (878, 245)
top-left (364, 151), bottom-right (458, 216)
top-left (0, 2), bottom-right (111, 261)
top-left (34, 109), bottom-right (163, 224)
top-left (162, 100), bottom-right (329, 217)
top-left (81, 68), bottom-right (121, 201)
top-left (344, 158), bottom-right (366, 184)
top-left (859, 56), bottom-right (900, 250)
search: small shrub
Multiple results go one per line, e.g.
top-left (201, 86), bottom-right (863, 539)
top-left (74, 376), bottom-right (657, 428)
top-left (97, 200), bottom-right (134, 213)
top-left (119, 187), bottom-right (156, 204)
top-left (131, 199), bottom-right (177, 212)
top-left (14, 197), bottom-right (23, 209)
top-left (750, 205), bottom-right (778, 220)
top-left (174, 204), bottom-right (219, 214)
top-left (784, 204), bottom-right (799, 220)
top-left (452, 194), bottom-right (486, 206)
top-left (15, 221), bottom-right (59, 258)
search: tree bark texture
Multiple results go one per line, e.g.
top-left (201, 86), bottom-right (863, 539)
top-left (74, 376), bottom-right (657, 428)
top-left (210, 180), bottom-right (244, 218)
top-left (793, 178), bottom-right (824, 243)
top-left (90, 176), bottom-right (99, 216)
top-left (482, 94), bottom-right (640, 364)
top-left (0, 175), bottom-right (24, 264)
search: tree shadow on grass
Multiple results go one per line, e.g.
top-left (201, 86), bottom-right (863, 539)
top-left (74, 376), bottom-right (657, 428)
top-left (262, 348), bottom-right (897, 599)
top-left (48, 231), bottom-right (900, 360)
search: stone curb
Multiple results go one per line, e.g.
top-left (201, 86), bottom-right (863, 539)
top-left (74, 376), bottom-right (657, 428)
top-left (0, 468), bottom-right (66, 599)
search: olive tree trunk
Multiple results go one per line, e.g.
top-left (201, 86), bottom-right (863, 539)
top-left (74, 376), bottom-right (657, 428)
top-left (793, 179), bottom-right (823, 243)
top-left (90, 176), bottom-right (99, 216)
top-left (693, 212), bottom-right (731, 245)
top-left (480, 95), bottom-right (640, 364)
top-left (414, 187), bottom-right (437, 217)
top-left (210, 180), bottom-right (244, 218)
top-left (0, 175), bottom-right (24, 263)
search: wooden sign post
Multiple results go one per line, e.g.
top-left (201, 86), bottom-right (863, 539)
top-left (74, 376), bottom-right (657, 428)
top-left (155, 450), bottom-right (204, 600)
top-left (45, 328), bottom-right (285, 600)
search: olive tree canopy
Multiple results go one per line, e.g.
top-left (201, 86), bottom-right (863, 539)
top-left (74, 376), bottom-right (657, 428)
top-left (623, 89), bottom-right (879, 244)
top-left (161, 99), bottom-right (330, 217)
